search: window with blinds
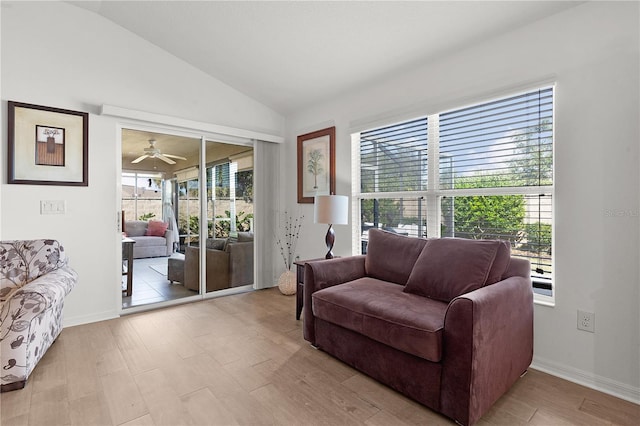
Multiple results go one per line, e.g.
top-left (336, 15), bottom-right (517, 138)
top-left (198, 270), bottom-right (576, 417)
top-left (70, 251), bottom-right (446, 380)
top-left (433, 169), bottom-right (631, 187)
top-left (354, 87), bottom-right (554, 297)
top-left (439, 88), bottom-right (553, 189)
top-left (360, 117), bottom-right (428, 193)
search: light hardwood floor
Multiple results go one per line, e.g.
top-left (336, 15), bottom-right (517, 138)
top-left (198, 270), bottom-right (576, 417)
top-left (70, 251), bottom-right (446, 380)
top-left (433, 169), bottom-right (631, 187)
top-left (1, 288), bottom-right (638, 426)
top-left (122, 256), bottom-right (193, 309)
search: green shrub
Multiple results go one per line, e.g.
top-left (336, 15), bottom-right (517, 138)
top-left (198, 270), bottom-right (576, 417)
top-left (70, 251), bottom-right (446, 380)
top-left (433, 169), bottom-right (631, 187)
top-left (523, 222), bottom-right (552, 254)
top-left (138, 212), bottom-right (156, 221)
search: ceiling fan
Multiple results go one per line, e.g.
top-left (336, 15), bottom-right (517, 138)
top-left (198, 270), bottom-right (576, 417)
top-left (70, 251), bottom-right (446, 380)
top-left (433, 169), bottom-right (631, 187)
top-left (131, 139), bottom-right (186, 165)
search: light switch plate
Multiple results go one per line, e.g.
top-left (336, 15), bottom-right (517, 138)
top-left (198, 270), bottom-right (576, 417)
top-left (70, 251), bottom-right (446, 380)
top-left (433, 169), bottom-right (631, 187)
top-left (40, 200), bottom-right (66, 214)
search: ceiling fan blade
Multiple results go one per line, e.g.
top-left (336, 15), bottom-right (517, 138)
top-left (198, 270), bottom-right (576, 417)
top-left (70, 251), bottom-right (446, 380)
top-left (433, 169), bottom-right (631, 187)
top-left (131, 154), bottom-right (149, 164)
top-left (157, 154), bottom-right (176, 165)
top-left (163, 154), bottom-right (187, 161)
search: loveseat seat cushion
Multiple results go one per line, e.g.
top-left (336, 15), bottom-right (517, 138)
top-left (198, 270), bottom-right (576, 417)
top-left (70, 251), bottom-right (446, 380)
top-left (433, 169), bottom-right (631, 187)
top-left (312, 277), bottom-right (448, 362)
top-left (365, 229), bottom-right (428, 285)
top-left (404, 238), bottom-right (501, 302)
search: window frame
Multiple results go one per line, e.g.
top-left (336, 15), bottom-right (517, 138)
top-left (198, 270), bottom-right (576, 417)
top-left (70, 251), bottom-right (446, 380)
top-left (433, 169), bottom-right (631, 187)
top-left (351, 87), bottom-right (555, 304)
top-left (121, 171), bottom-right (165, 222)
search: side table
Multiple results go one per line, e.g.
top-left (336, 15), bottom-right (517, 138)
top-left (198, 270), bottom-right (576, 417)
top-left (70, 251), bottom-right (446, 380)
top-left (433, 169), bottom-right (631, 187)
top-left (122, 237), bottom-right (135, 297)
top-left (294, 260), bottom-right (307, 320)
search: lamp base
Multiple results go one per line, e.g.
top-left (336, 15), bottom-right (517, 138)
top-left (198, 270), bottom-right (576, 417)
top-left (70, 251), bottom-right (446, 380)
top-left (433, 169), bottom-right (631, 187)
top-left (325, 224), bottom-right (335, 259)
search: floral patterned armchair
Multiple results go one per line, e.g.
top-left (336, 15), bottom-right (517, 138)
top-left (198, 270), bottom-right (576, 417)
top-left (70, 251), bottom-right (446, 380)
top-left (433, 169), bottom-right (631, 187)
top-left (0, 239), bottom-right (77, 392)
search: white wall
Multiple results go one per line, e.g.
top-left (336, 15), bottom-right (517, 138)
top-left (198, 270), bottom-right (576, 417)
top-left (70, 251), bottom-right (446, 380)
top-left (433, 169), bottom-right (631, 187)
top-left (284, 2), bottom-right (639, 402)
top-left (1, 1), bottom-right (284, 325)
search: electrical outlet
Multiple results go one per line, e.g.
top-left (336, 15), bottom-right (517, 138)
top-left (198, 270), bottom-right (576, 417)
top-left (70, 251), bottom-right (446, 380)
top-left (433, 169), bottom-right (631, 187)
top-left (577, 310), bottom-right (595, 333)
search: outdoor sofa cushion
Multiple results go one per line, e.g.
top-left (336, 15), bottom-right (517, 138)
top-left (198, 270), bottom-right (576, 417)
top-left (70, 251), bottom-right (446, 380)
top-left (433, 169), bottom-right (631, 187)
top-left (145, 220), bottom-right (168, 236)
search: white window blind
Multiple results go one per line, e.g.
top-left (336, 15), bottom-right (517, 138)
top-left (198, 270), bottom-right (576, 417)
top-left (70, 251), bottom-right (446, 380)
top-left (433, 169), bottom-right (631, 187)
top-left (354, 87), bottom-right (554, 296)
top-left (360, 117), bottom-right (428, 193)
top-left (439, 88), bottom-right (553, 289)
top-left (439, 88), bottom-right (553, 189)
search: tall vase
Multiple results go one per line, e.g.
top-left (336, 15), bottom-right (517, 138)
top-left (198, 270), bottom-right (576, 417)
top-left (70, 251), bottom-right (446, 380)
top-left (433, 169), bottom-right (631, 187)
top-left (278, 269), bottom-right (296, 295)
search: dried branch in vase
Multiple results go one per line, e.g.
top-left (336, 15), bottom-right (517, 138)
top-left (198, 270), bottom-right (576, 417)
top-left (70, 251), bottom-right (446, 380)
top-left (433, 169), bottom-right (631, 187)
top-left (276, 211), bottom-right (304, 271)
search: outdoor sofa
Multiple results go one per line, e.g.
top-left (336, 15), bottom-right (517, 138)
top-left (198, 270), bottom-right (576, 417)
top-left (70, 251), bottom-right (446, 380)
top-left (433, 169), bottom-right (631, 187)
top-left (124, 219), bottom-right (173, 259)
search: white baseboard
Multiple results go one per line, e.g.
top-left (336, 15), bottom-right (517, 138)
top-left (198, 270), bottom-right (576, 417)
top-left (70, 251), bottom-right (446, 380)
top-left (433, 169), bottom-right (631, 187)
top-left (531, 355), bottom-right (640, 405)
top-left (63, 310), bottom-right (119, 328)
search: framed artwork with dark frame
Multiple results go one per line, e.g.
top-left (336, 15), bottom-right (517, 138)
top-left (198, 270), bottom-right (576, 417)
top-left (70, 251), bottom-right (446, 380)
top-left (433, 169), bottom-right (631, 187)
top-left (8, 101), bottom-right (88, 186)
top-left (297, 126), bottom-right (335, 203)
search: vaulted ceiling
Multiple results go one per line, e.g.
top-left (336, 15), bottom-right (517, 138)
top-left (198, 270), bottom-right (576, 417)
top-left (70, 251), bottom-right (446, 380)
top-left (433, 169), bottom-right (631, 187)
top-left (71, 1), bottom-right (583, 115)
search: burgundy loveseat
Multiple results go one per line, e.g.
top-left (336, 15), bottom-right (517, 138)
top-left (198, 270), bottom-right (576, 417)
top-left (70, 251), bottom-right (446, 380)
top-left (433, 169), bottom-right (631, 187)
top-left (303, 229), bottom-right (533, 426)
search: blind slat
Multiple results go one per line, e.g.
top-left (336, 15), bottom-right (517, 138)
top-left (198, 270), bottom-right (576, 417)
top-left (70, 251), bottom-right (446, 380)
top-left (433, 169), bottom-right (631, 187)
top-left (360, 117), bottom-right (428, 193)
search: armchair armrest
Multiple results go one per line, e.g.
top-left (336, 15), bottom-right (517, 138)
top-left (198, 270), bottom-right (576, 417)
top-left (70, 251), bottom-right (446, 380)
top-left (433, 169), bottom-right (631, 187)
top-left (163, 229), bottom-right (175, 255)
top-left (184, 246), bottom-right (231, 292)
top-left (1, 265), bottom-right (77, 381)
top-left (440, 276), bottom-right (533, 426)
top-left (228, 242), bottom-right (253, 287)
top-left (303, 255), bottom-right (366, 343)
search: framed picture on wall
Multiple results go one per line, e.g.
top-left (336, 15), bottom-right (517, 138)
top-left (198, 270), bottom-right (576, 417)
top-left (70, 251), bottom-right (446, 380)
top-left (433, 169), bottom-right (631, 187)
top-left (297, 126), bottom-right (335, 203)
top-left (7, 101), bottom-right (88, 186)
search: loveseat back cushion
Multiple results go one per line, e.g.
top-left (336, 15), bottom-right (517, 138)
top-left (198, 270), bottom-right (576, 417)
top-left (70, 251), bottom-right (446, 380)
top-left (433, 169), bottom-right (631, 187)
top-left (145, 220), bottom-right (169, 237)
top-left (125, 221), bottom-right (148, 237)
top-left (404, 238), bottom-right (501, 302)
top-left (365, 229), bottom-right (428, 285)
top-left (312, 277), bottom-right (448, 362)
top-left (0, 239), bottom-right (68, 301)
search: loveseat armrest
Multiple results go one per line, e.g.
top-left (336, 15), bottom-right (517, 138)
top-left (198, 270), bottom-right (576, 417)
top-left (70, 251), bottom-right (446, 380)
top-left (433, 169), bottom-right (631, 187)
top-left (0, 266), bottom-right (76, 342)
top-left (303, 255), bottom-right (366, 343)
top-left (440, 275), bottom-right (533, 426)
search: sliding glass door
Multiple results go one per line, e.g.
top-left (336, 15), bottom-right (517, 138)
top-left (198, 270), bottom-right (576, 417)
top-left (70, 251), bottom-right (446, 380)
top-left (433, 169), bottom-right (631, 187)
top-left (121, 127), bottom-right (256, 309)
top-left (203, 141), bottom-right (254, 294)
top-left (121, 130), bottom-right (201, 307)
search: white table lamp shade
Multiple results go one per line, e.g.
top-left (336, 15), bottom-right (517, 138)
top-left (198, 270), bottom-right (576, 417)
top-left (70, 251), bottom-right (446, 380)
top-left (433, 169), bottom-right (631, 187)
top-left (314, 195), bottom-right (348, 225)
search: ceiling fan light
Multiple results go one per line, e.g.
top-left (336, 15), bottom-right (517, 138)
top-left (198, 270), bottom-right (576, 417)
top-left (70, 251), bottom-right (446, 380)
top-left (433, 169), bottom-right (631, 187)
top-left (131, 139), bottom-right (184, 164)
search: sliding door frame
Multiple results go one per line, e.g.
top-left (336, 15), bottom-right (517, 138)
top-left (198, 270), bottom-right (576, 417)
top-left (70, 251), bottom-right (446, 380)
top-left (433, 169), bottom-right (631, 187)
top-left (113, 115), bottom-right (275, 315)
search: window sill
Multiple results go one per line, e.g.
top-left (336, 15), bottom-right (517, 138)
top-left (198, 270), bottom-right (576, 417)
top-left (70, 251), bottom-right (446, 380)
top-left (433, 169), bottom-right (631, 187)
top-left (534, 292), bottom-right (555, 307)
top-left (532, 275), bottom-right (553, 306)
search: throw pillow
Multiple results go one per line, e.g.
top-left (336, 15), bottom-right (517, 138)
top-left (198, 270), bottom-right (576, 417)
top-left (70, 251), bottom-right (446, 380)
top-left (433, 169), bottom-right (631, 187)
top-left (485, 240), bottom-right (512, 285)
top-left (146, 220), bottom-right (169, 237)
top-left (403, 238), bottom-right (501, 302)
top-left (365, 229), bottom-right (428, 285)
